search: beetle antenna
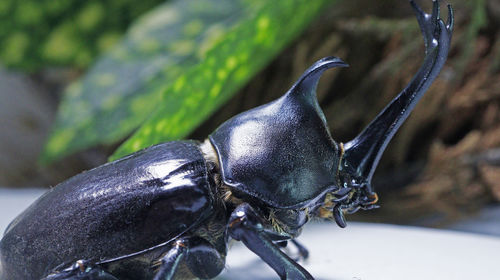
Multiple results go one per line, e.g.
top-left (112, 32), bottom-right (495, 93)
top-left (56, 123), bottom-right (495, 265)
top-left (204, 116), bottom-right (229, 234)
top-left (342, 0), bottom-right (453, 189)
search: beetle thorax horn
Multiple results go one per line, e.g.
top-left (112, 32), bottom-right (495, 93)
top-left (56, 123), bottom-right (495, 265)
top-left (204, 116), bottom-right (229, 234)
top-left (209, 57), bottom-right (348, 209)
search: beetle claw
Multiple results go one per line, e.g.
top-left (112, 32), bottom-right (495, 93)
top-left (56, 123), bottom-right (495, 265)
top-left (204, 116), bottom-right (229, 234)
top-left (333, 205), bottom-right (347, 228)
top-left (446, 4), bottom-right (454, 33)
top-left (362, 204), bottom-right (380, 210)
top-left (332, 194), bottom-right (349, 203)
top-left (334, 187), bottom-right (352, 196)
top-left (346, 206), bottom-right (361, 214)
top-left (44, 260), bottom-right (118, 280)
top-left (331, 187), bottom-right (352, 202)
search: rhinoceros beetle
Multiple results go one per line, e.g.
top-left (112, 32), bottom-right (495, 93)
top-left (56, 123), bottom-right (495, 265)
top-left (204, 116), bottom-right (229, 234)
top-left (0, 1), bottom-right (453, 279)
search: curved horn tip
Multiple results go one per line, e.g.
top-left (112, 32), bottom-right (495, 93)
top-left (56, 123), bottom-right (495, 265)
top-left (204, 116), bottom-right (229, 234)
top-left (313, 56), bottom-right (349, 69)
top-left (409, 0), bottom-right (422, 13)
top-left (446, 4), bottom-right (454, 31)
top-left (287, 56), bottom-right (348, 98)
top-left (432, 0), bottom-right (440, 21)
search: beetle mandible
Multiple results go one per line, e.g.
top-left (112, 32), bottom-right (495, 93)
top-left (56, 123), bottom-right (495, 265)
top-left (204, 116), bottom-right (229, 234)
top-left (0, 1), bottom-right (453, 279)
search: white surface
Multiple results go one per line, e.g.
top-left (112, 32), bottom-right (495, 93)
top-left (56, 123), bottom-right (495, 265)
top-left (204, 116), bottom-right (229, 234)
top-left (219, 223), bottom-right (500, 280)
top-left (448, 206), bottom-right (500, 236)
top-left (0, 188), bottom-right (46, 234)
top-left (1, 188), bottom-right (500, 279)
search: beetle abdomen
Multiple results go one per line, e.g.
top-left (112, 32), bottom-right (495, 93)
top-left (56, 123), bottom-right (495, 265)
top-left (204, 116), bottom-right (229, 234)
top-left (0, 141), bottom-right (214, 279)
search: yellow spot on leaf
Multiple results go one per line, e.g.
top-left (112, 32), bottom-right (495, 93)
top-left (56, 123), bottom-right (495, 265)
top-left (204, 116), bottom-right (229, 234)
top-left (173, 76), bottom-right (187, 92)
top-left (238, 52), bottom-right (249, 62)
top-left (76, 2), bottom-right (104, 31)
top-left (155, 120), bottom-right (169, 132)
top-left (183, 20), bottom-right (203, 36)
top-left (142, 126), bottom-right (152, 136)
top-left (139, 39), bottom-right (161, 53)
top-left (16, 2), bottom-right (42, 25)
top-left (3, 32), bottom-right (29, 64)
top-left (170, 40), bottom-right (194, 56)
top-left (102, 95), bottom-right (121, 111)
top-left (197, 24), bottom-right (226, 58)
top-left (131, 7), bottom-right (179, 40)
top-left (132, 140), bottom-right (142, 151)
top-left (217, 69), bottom-right (227, 80)
top-left (46, 129), bottom-right (76, 154)
top-left (210, 83), bottom-right (222, 98)
top-left (235, 67), bottom-right (249, 81)
top-left (257, 16), bottom-right (270, 30)
top-left (226, 56), bottom-right (237, 70)
top-left (96, 73), bottom-right (116, 87)
top-left (43, 23), bottom-right (79, 62)
top-left (255, 16), bottom-right (273, 45)
top-left (131, 95), bottom-right (156, 115)
top-left (75, 51), bottom-right (92, 67)
top-left (67, 82), bottom-right (83, 98)
top-left (110, 47), bottom-right (128, 60)
top-left (98, 33), bottom-right (121, 52)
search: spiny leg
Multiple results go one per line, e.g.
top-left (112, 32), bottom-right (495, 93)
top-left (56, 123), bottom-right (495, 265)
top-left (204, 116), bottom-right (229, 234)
top-left (44, 260), bottom-right (118, 280)
top-left (228, 203), bottom-right (314, 280)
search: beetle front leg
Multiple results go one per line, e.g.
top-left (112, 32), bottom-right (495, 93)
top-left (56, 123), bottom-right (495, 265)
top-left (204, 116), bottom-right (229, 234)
top-left (228, 203), bottom-right (314, 280)
top-left (44, 260), bottom-right (118, 280)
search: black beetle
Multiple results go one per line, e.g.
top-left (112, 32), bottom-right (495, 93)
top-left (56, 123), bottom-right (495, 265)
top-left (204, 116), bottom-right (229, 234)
top-left (0, 1), bottom-right (453, 279)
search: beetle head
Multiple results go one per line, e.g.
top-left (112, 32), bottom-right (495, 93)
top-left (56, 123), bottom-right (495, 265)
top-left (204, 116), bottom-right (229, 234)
top-left (211, 0), bottom-right (452, 230)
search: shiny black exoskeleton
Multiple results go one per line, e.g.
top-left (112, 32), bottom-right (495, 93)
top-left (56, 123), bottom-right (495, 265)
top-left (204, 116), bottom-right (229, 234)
top-left (0, 1), bottom-right (453, 279)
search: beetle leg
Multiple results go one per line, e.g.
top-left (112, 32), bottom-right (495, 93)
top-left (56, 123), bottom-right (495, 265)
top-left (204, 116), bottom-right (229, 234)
top-left (275, 239), bottom-right (309, 261)
top-left (228, 203), bottom-right (314, 280)
top-left (183, 236), bottom-right (225, 279)
top-left (275, 240), bottom-right (289, 248)
top-left (153, 239), bottom-right (188, 280)
top-left (44, 260), bottom-right (118, 280)
top-left (333, 205), bottom-right (347, 228)
top-left (153, 237), bottom-right (226, 280)
top-left (290, 239), bottom-right (309, 261)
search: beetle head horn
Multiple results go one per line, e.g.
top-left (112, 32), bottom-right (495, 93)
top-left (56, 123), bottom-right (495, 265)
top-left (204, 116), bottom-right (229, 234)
top-left (340, 0), bottom-right (453, 196)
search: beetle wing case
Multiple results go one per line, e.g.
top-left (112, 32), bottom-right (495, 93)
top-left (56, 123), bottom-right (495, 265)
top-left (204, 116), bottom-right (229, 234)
top-left (0, 141), bottom-right (214, 279)
top-left (210, 57), bottom-right (348, 208)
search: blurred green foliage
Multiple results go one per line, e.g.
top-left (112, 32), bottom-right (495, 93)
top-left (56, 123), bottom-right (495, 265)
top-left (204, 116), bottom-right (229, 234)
top-left (111, 0), bottom-right (333, 160)
top-left (41, 0), bottom-right (333, 163)
top-left (0, 0), bottom-right (165, 70)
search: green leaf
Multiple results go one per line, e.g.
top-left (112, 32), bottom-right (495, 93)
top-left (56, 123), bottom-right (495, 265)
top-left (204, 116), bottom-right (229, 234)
top-left (0, 0), bottom-right (165, 70)
top-left (41, 0), bottom-right (247, 163)
top-left (110, 0), bottom-right (334, 160)
top-left (42, 0), bottom-right (334, 163)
